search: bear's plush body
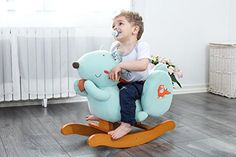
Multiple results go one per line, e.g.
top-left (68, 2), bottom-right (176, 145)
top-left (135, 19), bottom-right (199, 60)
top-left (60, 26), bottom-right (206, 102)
top-left (73, 50), bottom-right (173, 123)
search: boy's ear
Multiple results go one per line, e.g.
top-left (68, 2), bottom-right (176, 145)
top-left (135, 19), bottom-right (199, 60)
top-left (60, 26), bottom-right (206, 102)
top-left (133, 26), bottom-right (140, 35)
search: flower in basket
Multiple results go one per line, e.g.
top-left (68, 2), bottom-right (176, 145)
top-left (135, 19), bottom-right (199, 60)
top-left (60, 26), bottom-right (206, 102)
top-left (150, 55), bottom-right (183, 88)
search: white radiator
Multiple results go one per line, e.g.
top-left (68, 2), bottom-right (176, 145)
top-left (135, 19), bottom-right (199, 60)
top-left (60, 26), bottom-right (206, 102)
top-left (0, 27), bottom-right (112, 104)
top-left (0, 28), bottom-right (80, 102)
top-left (0, 28), bottom-right (15, 102)
top-left (0, 28), bottom-right (112, 102)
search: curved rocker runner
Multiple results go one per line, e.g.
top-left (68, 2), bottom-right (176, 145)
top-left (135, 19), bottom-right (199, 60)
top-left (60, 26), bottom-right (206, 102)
top-left (61, 119), bottom-right (176, 148)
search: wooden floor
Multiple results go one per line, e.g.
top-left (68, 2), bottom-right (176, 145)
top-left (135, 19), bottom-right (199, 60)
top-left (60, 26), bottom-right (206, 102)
top-left (0, 92), bottom-right (236, 157)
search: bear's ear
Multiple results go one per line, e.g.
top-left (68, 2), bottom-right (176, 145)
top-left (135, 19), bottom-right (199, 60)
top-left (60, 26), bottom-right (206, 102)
top-left (111, 51), bottom-right (122, 63)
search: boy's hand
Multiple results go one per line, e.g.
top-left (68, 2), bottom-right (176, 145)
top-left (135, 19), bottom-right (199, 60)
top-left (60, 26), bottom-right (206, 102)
top-left (109, 65), bottom-right (121, 81)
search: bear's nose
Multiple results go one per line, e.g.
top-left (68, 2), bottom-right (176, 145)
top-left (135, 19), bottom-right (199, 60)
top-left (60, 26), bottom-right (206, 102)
top-left (72, 62), bottom-right (79, 69)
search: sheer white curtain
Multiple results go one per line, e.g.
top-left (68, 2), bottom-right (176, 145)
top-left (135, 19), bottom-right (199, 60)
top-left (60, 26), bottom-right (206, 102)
top-left (0, 0), bottom-right (132, 102)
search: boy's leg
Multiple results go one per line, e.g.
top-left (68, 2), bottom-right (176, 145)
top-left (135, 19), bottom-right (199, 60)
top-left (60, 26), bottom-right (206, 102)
top-left (108, 81), bottom-right (144, 139)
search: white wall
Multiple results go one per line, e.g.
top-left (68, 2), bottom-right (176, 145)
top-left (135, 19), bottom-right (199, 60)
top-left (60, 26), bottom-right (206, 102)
top-left (229, 0), bottom-right (236, 41)
top-left (134, 0), bottom-right (231, 92)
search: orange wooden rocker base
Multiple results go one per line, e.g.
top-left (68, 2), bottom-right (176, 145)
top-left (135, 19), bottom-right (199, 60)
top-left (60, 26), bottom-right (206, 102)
top-left (61, 119), bottom-right (176, 148)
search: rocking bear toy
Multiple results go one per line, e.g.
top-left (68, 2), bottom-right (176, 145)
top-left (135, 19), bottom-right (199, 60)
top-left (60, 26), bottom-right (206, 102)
top-left (60, 50), bottom-right (176, 148)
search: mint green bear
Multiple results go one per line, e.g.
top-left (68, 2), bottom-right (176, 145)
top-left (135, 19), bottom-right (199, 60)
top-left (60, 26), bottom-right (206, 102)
top-left (73, 50), bottom-right (173, 123)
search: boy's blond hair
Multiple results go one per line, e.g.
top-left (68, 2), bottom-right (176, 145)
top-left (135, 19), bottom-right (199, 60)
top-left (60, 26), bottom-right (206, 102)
top-left (114, 10), bottom-right (144, 40)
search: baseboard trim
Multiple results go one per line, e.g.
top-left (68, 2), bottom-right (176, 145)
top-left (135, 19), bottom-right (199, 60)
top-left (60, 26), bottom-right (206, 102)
top-left (173, 84), bottom-right (208, 95)
top-left (0, 96), bottom-right (88, 108)
top-left (0, 84), bottom-right (208, 107)
top-left (48, 96), bottom-right (88, 104)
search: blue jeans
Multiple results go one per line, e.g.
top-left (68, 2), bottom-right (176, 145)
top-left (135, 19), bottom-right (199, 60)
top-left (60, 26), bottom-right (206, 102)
top-left (117, 81), bottom-right (145, 126)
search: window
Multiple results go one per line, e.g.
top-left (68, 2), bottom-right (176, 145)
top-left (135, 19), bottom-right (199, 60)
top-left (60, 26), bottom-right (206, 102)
top-left (0, 0), bottom-right (132, 27)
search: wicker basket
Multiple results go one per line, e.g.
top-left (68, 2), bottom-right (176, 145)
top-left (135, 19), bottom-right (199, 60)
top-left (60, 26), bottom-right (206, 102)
top-left (208, 42), bottom-right (236, 98)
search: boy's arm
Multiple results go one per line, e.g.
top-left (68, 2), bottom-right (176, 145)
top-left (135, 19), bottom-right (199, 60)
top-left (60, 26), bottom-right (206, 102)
top-left (108, 42), bottom-right (150, 81)
top-left (108, 58), bottom-right (149, 81)
top-left (119, 58), bottom-right (149, 71)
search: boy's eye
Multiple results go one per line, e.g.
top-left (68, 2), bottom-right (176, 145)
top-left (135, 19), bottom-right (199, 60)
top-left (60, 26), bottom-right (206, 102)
top-left (119, 22), bottom-right (123, 26)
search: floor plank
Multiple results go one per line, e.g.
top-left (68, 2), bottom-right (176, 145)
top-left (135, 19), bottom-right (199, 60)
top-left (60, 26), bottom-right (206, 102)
top-left (0, 92), bottom-right (236, 157)
top-left (176, 136), bottom-right (236, 157)
top-left (0, 107), bottom-right (69, 157)
top-left (0, 136), bottom-right (7, 157)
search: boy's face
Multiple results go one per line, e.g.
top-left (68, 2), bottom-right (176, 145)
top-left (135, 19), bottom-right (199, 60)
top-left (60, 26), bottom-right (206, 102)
top-left (112, 16), bottom-right (139, 41)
